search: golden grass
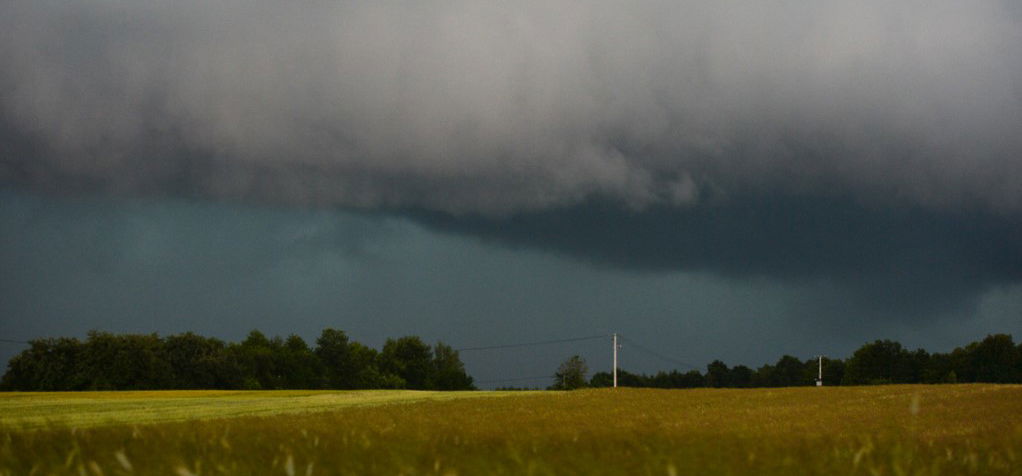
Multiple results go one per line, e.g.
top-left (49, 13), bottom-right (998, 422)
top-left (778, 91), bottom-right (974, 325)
top-left (2, 385), bottom-right (1021, 475)
top-left (0, 389), bottom-right (527, 429)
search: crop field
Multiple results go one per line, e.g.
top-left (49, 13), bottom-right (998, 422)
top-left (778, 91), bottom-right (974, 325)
top-left (1, 385), bottom-right (1021, 475)
top-left (0, 390), bottom-right (514, 430)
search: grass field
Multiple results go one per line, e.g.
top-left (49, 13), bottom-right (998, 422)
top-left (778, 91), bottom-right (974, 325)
top-left (1, 385), bottom-right (1021, 475)
top-left (0, 390), bottom-right (518, 430)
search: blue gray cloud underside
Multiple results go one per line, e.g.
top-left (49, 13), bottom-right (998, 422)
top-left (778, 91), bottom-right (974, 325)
top-left (2, 0), bottom-right (1022, 317)
top-left (408, 196), bottom-right (1022, 317)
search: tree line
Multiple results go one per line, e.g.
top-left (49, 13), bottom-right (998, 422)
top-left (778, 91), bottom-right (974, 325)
top-left (6, 331), bottom-right (1020, 392)
top-left (565, 334), bottom-right (1022, 389)
top-left (1, 329), bottom-right (475, 391)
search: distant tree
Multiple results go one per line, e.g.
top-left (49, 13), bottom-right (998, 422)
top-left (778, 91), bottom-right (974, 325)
top-left (1017, 341), bottom-right (1022, 381)
top-left (280, 334), bottom-right (323, 389)
top-left (0, 329), bottom-right (482, 391)
top-left (347, 342), bottom-right (403, 389)
top-left (820, 357), bottom-right (845, 386)
top-left (729, 365), bottom-right (753, 388)
top-left (591, 369), bottom-right (704, 388)
top-left (1, 337), bottom-right (83, 390)
top-left (10, 329), bottom-right (1022, 391)
top-left (705, 360), bottom-right (730, 388)
top-left (588, 369), bottom-right (649, 387)
top-left (232, 330), bottom-right (282, 390)
top-left (551, 355), bottom-right (588, 390)
top-left (617, 369), bottom-right (649, 387)
top-left (905, 349), bottom-right (931, 383)
top-left (773, 355), bottom-right (808, 386)
top-left (589, 371), bottom-right (613, 387)
top-left (949, 344), bottom-right (977, 382)
top-left (971, 334), bottom-right (1019, 383)
top-left (752, 364), bottom-right (776, 387)
top-left (164, 332), bottom-right (227, 389)
top-left (648, 371), bottom-right (674, 388)
top-left (642, 369), bottom-right (703, 388)
top-left (677, 370), bottom-right (706, 388)
top-left (431, 342), bottom-right (475, 390)
top-left (922, 352), bottom-right (952, 384)
top-left (842, 340), bottom-right (913, 385)
top-left (379, 336), bottom-right (434, 389)
top-left (78, 331), bottom-right (171, 390)
top-left (315, 328), bottom-right (355, 389)
top-left (206, 346), bottom-right (243, 389)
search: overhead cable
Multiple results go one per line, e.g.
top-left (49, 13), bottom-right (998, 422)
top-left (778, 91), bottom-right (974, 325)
top-left (617, 334), bottom-right (700, 370)
top-left (457, 334), bottom-right (608, 352)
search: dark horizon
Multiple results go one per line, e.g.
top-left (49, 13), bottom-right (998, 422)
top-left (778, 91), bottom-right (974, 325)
top-left (3, 1), bottom-right (1021, 386)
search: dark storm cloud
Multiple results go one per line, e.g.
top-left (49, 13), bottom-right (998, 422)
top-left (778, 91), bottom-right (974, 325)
top-left (410, 196), bottom-right (1022, 317)
top-left (2, 0), bottom-right (1021, 214)
top-left (1, 0), bottom-right (1021, 317)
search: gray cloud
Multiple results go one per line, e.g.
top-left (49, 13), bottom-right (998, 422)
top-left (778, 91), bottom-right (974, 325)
top-left (2, 0), bottom-right (1021, 215)
top-left (409, 195), bottom-right (1022, 318)
top-left (2, 0), bottom-right (1021, 325)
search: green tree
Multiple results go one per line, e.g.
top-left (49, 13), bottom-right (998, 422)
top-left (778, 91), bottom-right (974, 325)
top-left (1, 337), bottom-right (84, 390)
top-left (431, 342), bottom-right (475, 390)
top-left (589, 371), bottom-right (613, 387)
top-left (651, 369), bottom-right (704, 388)
top-left (922, 352), bottom-right (952, 383)
top-left (729, 365), bottom-right (753, 388)
top-left (617, 369), bottom-right (649, 387)
top-left (0, 329), bottom-right (479, 391)
top-left (79, 331), bottom-right (171, 390)
top-left (905, 349), bottom-right (931, 383)
top-left (349, 342), bottom-right (402, 389)
top-left (705, 360), bottom-right (730, 388)
top-left (971, 334), bottom-right (1019, 383)
top-left (773, 355), bottom-right (808, 386)
top-left (315, 328), bottom-right (356, 389)
top-left (678, 370), bottom-right (706, 388)
top-left (949, 344), bottom-right (977, 382)
top-left (164, 332), bottom-right (227, 389)
top-left (1017, 341), bottom-right (1022, 381)
top-left (379, 336), bottom-right (433, 389)
top-left (551, 355), bottom-right (588, 390)
top-left (752, 364), bottom-right (777, 387)
top-left (232, 330), bottom-right (283, 390)
top-left (842, 340), bottom-right (911, 385)
top-left (280, 334), bottom-right (323, 389)
top-left (820, 357), bottom-right (845, 386)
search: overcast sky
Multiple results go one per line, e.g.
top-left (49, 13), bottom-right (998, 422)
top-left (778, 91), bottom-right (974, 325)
top-left (2, 1), bottom-right (1021, 387)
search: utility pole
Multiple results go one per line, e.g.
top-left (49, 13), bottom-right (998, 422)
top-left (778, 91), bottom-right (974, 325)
top-left (816, 355), bottom-right (823, 387)
top-left (613, 333), bottom-right (618, 388)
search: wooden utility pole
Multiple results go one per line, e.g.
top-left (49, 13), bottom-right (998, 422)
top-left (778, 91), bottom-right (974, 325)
top-left (613, 333), bottom-right (618, 388)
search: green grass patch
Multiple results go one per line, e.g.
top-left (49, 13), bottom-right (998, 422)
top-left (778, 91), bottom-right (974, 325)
top-left (1, 385), bottom-right (1021, 475)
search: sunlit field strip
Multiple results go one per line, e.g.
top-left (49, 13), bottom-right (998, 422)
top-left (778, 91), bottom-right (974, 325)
top-left (0, 389), bottom-right (538, 430)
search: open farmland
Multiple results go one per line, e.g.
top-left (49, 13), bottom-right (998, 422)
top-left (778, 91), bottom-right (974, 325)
top-left (0, 390), bottom-right (513, 430)
top-left (2, 385), bottom-right (1021, 475)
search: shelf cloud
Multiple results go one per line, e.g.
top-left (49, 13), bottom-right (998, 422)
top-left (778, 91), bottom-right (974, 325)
top-left (2, 0), bottom-right (1021, 315)
top-left (2, 0), bottom-right (1021, 214)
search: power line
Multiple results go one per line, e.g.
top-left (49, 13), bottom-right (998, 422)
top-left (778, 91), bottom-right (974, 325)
top-left (460, 334), bottom-right (608, 387)
top-left (456, 334), bottom-right (608, 352)
top-left (617, 334), bottom-right (700, 371)
top-left (0, 339), bottom-right (30, 345)
top-left (462, 333), bottom-right (701, 385)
